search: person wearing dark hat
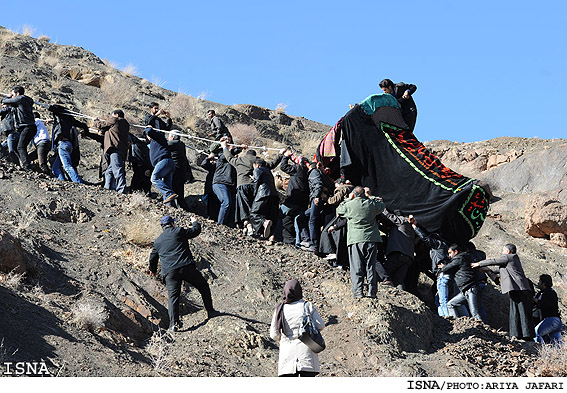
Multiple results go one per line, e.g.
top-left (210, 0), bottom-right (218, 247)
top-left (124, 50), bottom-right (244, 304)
top-left (149, 215), bottom-right (218, 331)
top-left (270, 279), bottom-right (325, 376)
top-left (2, 86), bottom-right (36, 169)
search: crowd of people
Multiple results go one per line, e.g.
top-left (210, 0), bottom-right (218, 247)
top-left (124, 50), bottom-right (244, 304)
top-left (1, 82), bottom-right (562, 377)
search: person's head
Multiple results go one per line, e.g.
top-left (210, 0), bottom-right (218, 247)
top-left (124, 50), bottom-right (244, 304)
top-left (160, 215), bottom-right (176, 229)
top-left (466, 241), bottom-right (477, 252)
top-left (448, 244), bottom-right (462, 258)
top-left (246, 149), bottom-right (257, 157)
top-left (503, 243), bottom-right (516, 254)
top-left (113, 109), bottom-right (125, 118)
top-left (335, 176), bottom-right (346, 186)
top-left (169, 133), bottom-right (181, 141)
top-left (352, 185), bottom-right (365, 198)
top-left (538, 274), bottom-right (553, 290)
top-left (207, 109), bottom-right (215, 119)
top-left (253, 157), bottom-right (266, 168)
top-left (11, 86), bottom-right (24, 96)
top-left (283, 279), bottom-right (303, 303)
top-left (149, 102), bottom-right (160, 114)
top-left (34, 112), bottom-right (40, 119)
top-left (379, 79), bottom-right (394, 94)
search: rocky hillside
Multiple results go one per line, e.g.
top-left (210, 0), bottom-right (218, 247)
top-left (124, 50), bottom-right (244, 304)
top-left (1, 27), bottom-right (566, 377)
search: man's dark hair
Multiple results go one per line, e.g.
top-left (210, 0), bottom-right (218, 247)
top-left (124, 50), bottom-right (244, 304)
top-left (539, 274), bottom-right (553, 288)
top-left (254, 157), bottom-right (267, 167)
top-left (448, 244), bottom-right (463, 253)
top-left (504, 243), bottom-right (517, 254)
top-left (466, 241), bottom-right (477, 251)
top-left (34, 112), bottom-right (40, 119)
top-left (12, 85), bottom-right (24, 95)
top-left (379, 79), bottom-right (394, 89)
top-left (207, 109), bottom-right (216, 115)
top-left (113, 109), bottom-right (125, 118)
top-left (353, 186), bottom-right (365, 198)
top-left (336, 176), bottom-right (346, 185)
top-left (148, 102), bottom-right (159, 108)
top-left (246, 149), bottom-right (257, 156)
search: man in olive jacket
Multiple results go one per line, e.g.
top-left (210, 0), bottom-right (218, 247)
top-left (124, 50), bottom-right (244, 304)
top-left (337, 186), bottom-right (385, 298)
top-left (472, 244), bottom-right (534, 339)
top-left (149, 215), bottom-right (217, 331)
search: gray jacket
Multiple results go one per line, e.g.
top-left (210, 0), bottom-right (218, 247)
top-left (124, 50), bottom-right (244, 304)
top-left (476, 253), bottom-right (531, 294)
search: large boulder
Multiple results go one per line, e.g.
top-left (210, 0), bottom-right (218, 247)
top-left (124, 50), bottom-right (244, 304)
top-left (525, 193), bottom-right (567, 241)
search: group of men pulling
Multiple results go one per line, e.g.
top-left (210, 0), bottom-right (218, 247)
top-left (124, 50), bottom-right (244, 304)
top-left (1, 82), bottom-right (561, 345)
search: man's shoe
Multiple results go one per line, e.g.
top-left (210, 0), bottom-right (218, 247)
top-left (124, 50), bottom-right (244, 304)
top-left (163, 193), bottom-right (178, 204)
top-left (207, 310), bottom-right (220, 319)
top-left (299, 241), bottom-right (311, 248)
top-left (324, 253), bottom-right (337, 260)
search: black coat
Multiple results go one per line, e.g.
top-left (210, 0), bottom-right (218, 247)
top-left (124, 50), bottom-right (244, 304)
top-left (413, 226), bottom-right (449, 274)
top-left (392, 82), bottom-right (417, 121)
top-left (253, 166), bottom-right (277, 199)
top-left (0, 106), bottom-right (16, 134)
top-left (129, 134), bottom-right (152, 169)
top-left (168, 139), bottom-right (189, 172)
top-left (145, 128), bottom-right (171, 166)
top-left (149, 223), bottom-right (201, 278)
top-left (2, 95), bottom-right (35, 127)
top-left (441, 251), bottom-right (477, 292)
top-left (280, 156), bottom-right (309, 209)
top-left (49, 105), bottom-right (89, 147)
top-left (200, 156), bottom-right (217, 194)
top-left (212, 150), bottom-right (236, 187)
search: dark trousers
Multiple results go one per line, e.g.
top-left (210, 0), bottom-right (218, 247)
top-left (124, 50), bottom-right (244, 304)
top-left (509, 290), bottom-right (534, 339)
top-left (384, 252), bottom-right (413, 290)
top-left (249, 195), bottom-right (279, 237)
top-left (235, 184), bottom-right (255, 227)
top-left (348, 242), bottom-right (378, 297)
top-left (17, 124), bottom-right (37, 168)
top-left (130, 164), bottom-right (152, 194)
top-left (164, 264), bottom-right (214, 329)
top-left (280, 371), bottom-right (318, 377)
top-left (172, 169), bottom-right (188, 210)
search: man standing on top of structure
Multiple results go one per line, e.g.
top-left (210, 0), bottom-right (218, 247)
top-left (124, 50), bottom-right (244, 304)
top-left (207, 109), bottom-right (232, 141)
top-left (379, 79), bottom-right (418, 132)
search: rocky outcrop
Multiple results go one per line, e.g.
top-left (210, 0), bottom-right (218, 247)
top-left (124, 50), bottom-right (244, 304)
top-left (525, 193), bottom-right (567, 243)
top-left (0, 230), bottom-right (34, 274)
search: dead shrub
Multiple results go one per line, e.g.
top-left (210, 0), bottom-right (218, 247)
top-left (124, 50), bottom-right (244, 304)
top-left (275, 103), bottom-right (288, 114)
top-left (21, 25), bottom-right (35, 37)
top-left (51, 76), bottom-right (64, 90)
top-left (122, 214), bottom-right (162, 247)
top-left (535, 341), bottom-right (567, 376)
top-left (38, 35), bottom-right (51, 42)
top-left (229, 123), bottom-right (260, 146)
top-left (122, 63), bottom-right (139, 76)
top-left (169, 93), bottom-right (199, 120)
top-left (298, 131), bottom-right (322, 159)
top-left (71, 299), bottom-right (108, 333)
top-left (0, 269), bottom-right (25, 291)
top-left (146, 329), bottom-right (175, 375)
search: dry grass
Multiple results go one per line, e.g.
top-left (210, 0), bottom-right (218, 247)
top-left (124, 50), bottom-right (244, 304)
top-left (122, 213), bottom-right (162, 247)
top-left (535, 341), bottom-right (567, 376)
top-left (122, 63), bottom-right (139, 76)
top-left (229, 123), bottom-right (260, 146)
top-left (150, 76), bottom-right (167, 88)
top-left (146, 329), bottom-right (175, 375)
top-left (275, 103), bottom-right (288, 114)
top-left (21, 25), bottom-right (35, 37)
top-left (169, 93), bottom-right (199, 119)
top-left (51, 76), bottom-right (64, 90)
top-left (102, 58), bottom-right (118, 69)
top-left (0, 269), bottom-right (25, 291)
top-left (71, 299), bottom-right (108, 333)
top-left (0, 338), bottom-right (18, 363)
top-left (38, 35), bottom-right (51, 42)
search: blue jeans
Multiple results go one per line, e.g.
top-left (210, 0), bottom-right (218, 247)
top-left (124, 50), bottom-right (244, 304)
top-left (436, 273), bottom-right (451, 317)
top-left (52, 141), bottom-right (82, 183)
top-left (535, 317), bottom-right (562, 344)
top-left (447, 285), bottom-right (482, 320)
top-left (151, 158), bottom-right (175, 201)
top-left (105, 151), bottom-right (127, 193)
top-left (212, 184), bottom-right (235, 226)
top-left (6, 131), bottom-right (20, 165)
top-left (294, 211), bottom-right (310, 247)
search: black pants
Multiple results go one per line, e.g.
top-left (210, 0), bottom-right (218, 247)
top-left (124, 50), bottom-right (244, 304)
top-left (172, 169), bottom-right (189, 210)
top-left (280, 371), bottom-right (318, 377)
top-left (17, 124), bottom-right (37, 168)
top-left (384, 252), bottom-right (413, 290)
top-left (509, 290), bottom-right (534, 339)
top-left (164, 264), bottom-right (214, 328)
top-left (130, 164), bottom-right (152, 194)
top-left (250, 195), bottom-right (279, 237)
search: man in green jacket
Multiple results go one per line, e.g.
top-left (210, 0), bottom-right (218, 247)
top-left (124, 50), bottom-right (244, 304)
top-left (337, 186), bottom-right (385, 298)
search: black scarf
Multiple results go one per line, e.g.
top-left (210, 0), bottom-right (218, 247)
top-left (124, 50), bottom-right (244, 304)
top-left (274, 279), bottom-right (303, 333)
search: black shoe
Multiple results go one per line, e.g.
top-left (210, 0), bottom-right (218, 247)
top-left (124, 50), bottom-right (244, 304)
top-left (207, 310), bottom-right (220, 319)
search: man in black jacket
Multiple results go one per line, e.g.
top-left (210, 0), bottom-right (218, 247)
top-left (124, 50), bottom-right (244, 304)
top-left (49, 104), bottom-right (88, 183)
top-left (168, 133), bottom-right (191, 210)
top-left (379, 79), bottom-right (418, 132)
top-left (0, 103), bottom-right (20, 165)
top-left (149, 215), bottom-right (218, 331)
top-left (145, 102), bottom-right (172, 131)
top-left (2, 86), bottom-right (36, 169)
top-left (533, 274), bottom-right (562, 345)
top-left (279, 151), bottom-right (309, 245)
top-left (439, 244), bottom-right (483, 320)
top-left (249, 158), bottom-right (280, 239)
top-left (207, 109), bottom-right (231, 141)
top-left (128, 133), bottom-right (152, 194)
top-left (145, 127), bottom-right (177, 205)
top-left (212, 136), bottom-right (237, 227)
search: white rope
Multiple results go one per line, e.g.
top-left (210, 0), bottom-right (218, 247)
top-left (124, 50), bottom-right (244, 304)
top-left (2, 91), bottom-right (284, 152)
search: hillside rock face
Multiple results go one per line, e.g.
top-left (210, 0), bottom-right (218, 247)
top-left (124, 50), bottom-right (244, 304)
top-left (0, 230), bottom-right (33, 274)
top-left (525, 193), bottom-right (567, 242)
